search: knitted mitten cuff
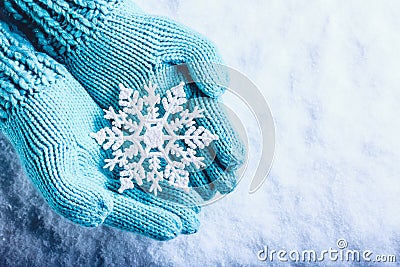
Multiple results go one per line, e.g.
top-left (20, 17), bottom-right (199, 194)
top-left (4, 0), bottom-right (143, 58)
top-left (0, 21), bottom-right (66, 120)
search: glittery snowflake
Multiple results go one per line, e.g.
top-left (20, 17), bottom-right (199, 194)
top-left (90, 82), bottom-right (219, 196)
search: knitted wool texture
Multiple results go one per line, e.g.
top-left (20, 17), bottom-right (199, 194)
top-left (0, 21), bottom-right (205, 240)
top-left (3, 0), bottom-right (246, 197)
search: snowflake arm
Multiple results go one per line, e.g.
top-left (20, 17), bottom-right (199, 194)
top-left (90, 126), bottom-right (124, 151)
top-left (167, 106), bottom-right (204, 133)
top-left (161, 82), bottom-right (186, 118)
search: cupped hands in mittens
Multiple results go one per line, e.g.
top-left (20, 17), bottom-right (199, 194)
top-left (3, 0), bottom-right (247, 200)
top-left (0, 21), bottom-right (203, 240)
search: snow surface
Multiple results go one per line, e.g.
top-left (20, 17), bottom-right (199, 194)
top-left (1, 0), bottom-right (400, 266)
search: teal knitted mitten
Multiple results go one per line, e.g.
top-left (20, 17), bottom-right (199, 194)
top-left (0, 21), bottom-right (202, 240)
top-left (3, 0), bottom-right (246, 199)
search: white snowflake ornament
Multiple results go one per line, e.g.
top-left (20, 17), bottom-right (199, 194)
top-left (91, 82), bottom-right (219, 196)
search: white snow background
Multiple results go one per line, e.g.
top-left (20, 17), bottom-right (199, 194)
top-left (1, 0), bottom-right (399, 266)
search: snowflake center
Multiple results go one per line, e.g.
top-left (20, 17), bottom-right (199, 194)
top-left (143, 123), bottom-right (164, 149)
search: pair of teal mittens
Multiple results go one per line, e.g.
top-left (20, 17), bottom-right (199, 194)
top-left (0, 0), bottom-right (245, 240)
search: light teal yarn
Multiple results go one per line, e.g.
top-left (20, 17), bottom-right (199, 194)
top-left (3, 0), bottom-right (246, 198)
top-left (0, 21), bottom-right (203, 240)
